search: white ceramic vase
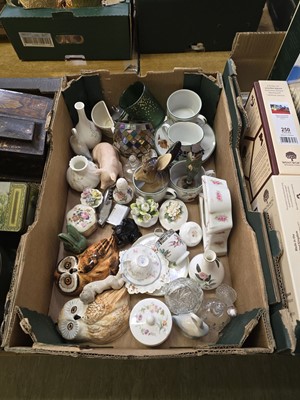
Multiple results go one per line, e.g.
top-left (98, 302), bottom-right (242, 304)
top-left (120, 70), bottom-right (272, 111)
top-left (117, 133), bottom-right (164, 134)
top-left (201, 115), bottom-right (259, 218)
top-left (188, 249), bottom-right (224, 290)
top-left (66, 155), bottom-right (101, 192)
top-left (74, 101), bottom-right (102, 150)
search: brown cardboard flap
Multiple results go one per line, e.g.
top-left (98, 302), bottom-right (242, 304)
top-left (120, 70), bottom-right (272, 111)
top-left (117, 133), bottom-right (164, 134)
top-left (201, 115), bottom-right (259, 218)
top-left (217, 308), bottom-right (264, 346)
top-left (230, 32), bottom-right (285, 92)
top-left (17, 307), bottom-right (65, 345)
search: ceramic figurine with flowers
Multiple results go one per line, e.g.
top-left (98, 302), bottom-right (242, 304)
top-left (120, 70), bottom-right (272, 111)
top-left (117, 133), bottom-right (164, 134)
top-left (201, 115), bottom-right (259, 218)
top-left (130, 196), bottom-right (159, 228)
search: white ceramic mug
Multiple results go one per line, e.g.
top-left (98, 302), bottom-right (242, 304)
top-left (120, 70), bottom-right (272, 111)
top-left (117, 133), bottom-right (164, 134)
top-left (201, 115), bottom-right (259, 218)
top-left (161, 121), bottom-right (204, 160)
top-left (155, 229), bottom-right (190, 264)
top-left (166, 89), bottom-right (206, 124)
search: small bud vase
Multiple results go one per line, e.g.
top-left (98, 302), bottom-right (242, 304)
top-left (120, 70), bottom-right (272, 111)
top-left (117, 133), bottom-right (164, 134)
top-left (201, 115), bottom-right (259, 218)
top-left (188, 249), bottom-right (224, 290)
top-left (74, 101), bottom-right (102, 150)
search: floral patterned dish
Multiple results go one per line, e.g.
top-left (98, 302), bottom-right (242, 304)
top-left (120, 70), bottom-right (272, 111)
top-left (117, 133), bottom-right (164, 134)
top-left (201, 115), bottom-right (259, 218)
top-left (129, 298), bottom-right (172, 346)
top-left (158, 199), bottom-right (188, 231)
top-left (133, 233), bottom-right (189, 296)
top-left (119, 245), bottom-right (170, 295)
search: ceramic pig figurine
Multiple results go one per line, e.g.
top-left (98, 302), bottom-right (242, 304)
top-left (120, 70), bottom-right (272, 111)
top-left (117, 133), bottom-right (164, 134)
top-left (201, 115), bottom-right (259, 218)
top-left (92, 142), bottom-right (123, 190)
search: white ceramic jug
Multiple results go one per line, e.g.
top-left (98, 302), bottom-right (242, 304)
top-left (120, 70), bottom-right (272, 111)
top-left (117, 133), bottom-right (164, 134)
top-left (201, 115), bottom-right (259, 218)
top-left (66, 155), bottom-right (101, 192)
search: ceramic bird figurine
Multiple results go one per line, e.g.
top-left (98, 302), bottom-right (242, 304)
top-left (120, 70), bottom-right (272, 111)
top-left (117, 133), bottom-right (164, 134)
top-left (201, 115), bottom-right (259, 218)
top-left (58, 224), bottom-right (88, 254)
top-left (57, 287), bottom-right (130, 344)
top-left (54, 235), bottom-right (119, 296)
top-left (69, 128), bottom-right (92, 160)
top-left (172, 312), bottom-right (209, 338)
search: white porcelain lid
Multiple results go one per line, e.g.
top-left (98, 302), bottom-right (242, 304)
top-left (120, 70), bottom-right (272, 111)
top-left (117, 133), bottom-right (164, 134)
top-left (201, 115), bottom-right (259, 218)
top-left (129, 298), bottom-right (172, 346)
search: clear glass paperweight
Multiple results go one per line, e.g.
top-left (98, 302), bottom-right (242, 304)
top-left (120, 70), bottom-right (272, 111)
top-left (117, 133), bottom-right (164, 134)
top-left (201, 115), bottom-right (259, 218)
top-left (164, 277), bottom-right (204, 315)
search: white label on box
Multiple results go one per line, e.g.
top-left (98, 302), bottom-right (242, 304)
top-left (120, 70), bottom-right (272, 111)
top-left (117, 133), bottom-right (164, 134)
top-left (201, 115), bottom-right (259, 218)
top-left (268, 101), bottom-right (300, 146)
top-left (19, 32), bottom-right (54, 48)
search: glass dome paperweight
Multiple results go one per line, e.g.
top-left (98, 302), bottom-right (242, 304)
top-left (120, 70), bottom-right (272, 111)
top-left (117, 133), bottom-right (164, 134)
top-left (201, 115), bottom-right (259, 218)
top-left (164, 277), bottom-right (204, 315)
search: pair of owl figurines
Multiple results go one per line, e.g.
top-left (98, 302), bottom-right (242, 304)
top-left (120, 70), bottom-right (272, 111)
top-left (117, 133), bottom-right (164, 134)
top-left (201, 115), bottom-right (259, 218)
top-left (54, 235), bottom-right (131, 345)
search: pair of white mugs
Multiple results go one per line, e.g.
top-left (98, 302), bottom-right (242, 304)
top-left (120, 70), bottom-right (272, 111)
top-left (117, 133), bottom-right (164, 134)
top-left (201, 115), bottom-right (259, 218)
top-left (162, 89), bottom-right (206, 159)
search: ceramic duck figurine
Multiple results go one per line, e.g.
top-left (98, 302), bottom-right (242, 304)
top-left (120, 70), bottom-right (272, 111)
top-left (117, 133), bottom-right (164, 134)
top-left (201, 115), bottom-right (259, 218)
top-left (58, 224), bottom-right (88, 254)
top-left (172, 312), bottom-right (209, 338)
top-left (69, 128), bottom-right (92, 160)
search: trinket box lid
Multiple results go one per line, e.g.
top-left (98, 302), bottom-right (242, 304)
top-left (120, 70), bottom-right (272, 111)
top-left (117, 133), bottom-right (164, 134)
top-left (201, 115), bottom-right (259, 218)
top-left (129, 298), bottom-right (172, 346)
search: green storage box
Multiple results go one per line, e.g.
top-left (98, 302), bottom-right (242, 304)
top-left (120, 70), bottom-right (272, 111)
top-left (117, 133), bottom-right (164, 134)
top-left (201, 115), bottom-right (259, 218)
top-left (0, 3), bottom-right (132, 60)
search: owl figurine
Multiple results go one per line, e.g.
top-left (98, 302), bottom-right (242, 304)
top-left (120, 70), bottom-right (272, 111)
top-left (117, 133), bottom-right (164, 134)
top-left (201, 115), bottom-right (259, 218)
top-left (57, 287), bottom-right (130, 344)
top-left (54, 235), bottom-right (119, 296)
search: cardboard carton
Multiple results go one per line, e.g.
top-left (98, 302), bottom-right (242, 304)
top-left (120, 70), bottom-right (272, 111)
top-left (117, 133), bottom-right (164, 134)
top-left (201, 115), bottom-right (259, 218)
top-left (223, 33), bottom-right (300, 352)
top-left (1, 69), bottom-right (274, 357)
top-left (135, 0), bottom-right (266, 53)
top-left (0, 3), bottom-right (132, 61)
top-left (252, 175), bottom-right (300, 329)
top-left (241, 80), bottom-right (300, 203)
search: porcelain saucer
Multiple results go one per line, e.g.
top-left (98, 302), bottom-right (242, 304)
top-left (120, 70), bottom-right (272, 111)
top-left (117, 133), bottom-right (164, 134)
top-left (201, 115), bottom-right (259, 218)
top-left (155, 119), bottom-right (216, 163)
top-left (159, 199), bottom-right (188, 231)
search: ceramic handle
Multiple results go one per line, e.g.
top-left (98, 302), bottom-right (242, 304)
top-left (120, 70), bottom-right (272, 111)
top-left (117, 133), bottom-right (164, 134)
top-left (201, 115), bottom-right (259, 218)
top-left (164, 187), bottom-right (177, 200)
top-left (161, 121), bottom-right (171, 134)
top-left (195, 114), bottom-right (207, 126)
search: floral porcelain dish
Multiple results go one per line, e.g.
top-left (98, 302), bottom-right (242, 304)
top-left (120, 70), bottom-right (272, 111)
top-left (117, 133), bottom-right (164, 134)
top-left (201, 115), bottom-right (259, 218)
top-left (80, 187), bottom-right (103, 208)
top-left (129, 298), bottom-right (173, 346)
top-left (119, 245), bottom-right (170, 295)
top-left (133, 232), bottom-right (189, 287)
top-left (158, 199), bottom-right (188, 231)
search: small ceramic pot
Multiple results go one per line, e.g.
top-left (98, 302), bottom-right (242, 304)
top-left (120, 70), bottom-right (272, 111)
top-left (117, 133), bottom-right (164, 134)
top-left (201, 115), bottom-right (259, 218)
top-left (169, 160), bottom-right (205, 202)
top-left (156, 229), bottom-right (190, 265)
top-left (129, 298), bottom-right (172, 346)
top-left (179, 221), bottom-right (202, 247)
top-left (133, 168), bottom-right (177, 203)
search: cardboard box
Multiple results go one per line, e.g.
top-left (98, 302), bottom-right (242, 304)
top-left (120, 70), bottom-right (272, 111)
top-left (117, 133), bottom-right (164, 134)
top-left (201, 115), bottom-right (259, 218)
top-left (135, 0), bottom-right (266, 53)
top-left (223, 34), bottom-right (300, 352)
top-left (0, 3), bottom-right (132, 61)
top-left (0, 69), bottom-right (274, 357)
top-left (241, 80), bottom-right (300, 203)
top-left (252, 175), bottom-right (300, 329)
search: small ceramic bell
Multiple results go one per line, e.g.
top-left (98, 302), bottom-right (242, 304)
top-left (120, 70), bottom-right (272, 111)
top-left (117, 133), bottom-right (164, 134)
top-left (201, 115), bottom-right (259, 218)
top-left (172, 312), bottom-right (209, 338)
top-left (113, 178), bottom-right (133, 204)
